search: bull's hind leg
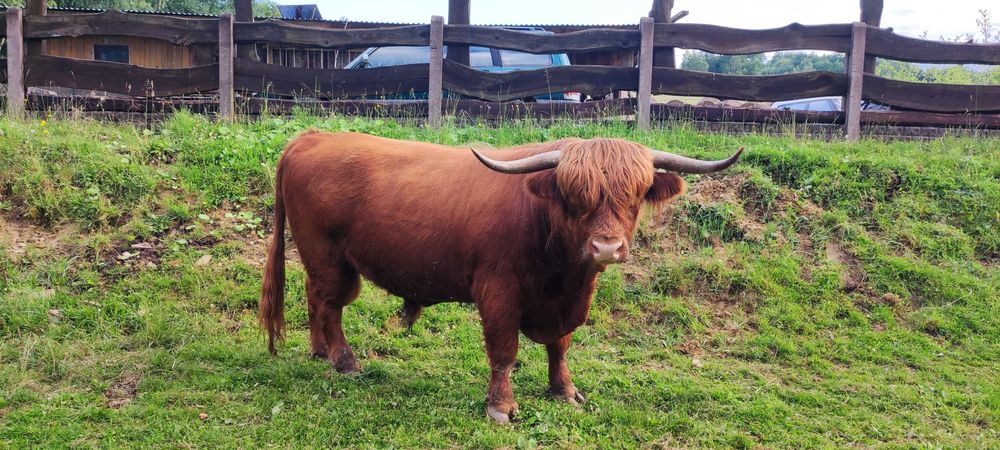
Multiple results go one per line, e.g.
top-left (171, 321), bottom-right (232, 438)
top-left (309, 261), bottom-right (362, 374)
top-left (546, 333), bottom-right (585, 404)
top-left (306, 286), bottom-right (327, 358)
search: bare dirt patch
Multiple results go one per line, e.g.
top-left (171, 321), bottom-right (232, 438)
top-left (105, 372), bottom-right (141, 409)
top-left (0, 214), bottom-right (77, 262)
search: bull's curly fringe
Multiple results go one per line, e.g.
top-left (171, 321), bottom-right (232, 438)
top-left (554, 139), bottom-right (654, 213)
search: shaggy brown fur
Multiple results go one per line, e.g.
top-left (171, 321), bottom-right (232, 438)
top-left (259, 131), bottom-right (688, 423)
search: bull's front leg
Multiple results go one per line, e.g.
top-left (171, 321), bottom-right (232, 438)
top-left (547, 333), bottom-right (585, 404)
top-left (477, 294), bottom-right (520, 424)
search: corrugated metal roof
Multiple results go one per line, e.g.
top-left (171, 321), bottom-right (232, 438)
top-left (39, 6), bottom-right (636, 29)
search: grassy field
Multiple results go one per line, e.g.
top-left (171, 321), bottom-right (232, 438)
top-left (1, 112), bottom-right (999, 448)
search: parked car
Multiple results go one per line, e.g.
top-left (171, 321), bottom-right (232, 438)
top-left (345, 27), bottom-right (581, 102)
top-left (772, 96), bottom-right (890, 112)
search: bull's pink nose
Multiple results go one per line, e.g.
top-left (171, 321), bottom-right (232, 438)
top-left (591, 240), bottom-right (624, 264)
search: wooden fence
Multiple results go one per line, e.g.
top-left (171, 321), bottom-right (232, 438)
top-left (3, 8), bottom-right (1000, 138)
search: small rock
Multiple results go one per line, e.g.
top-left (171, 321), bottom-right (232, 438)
top-left (692, 357), bottom-right (704, 368)
top-left (199, 412), bottom-right (208, 421)
top-left (130, 242), bottom-right (154, 250)
top-left (118, 251), bottom-right (136, 261)
top-left (48, 309), bottom-right (61, 322)
top-left (194, 254), bottom-right (212, 267)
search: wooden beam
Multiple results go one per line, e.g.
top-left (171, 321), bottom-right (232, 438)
top-left (670, 11), bottom-right (689, 22)
top-left (234, 59), bottom-right (429, 97)
top-left (219, 13), bottom-right (235, 120)
top-left (443, 26), bottom-right (639, 53)
top-left (648, 0), bottom-right (675, 68)
top-left (234, 0), bottom-right (259, 62)
top-left (26, 56), bottom-right (219, 97)
top-left (235, 0), bottom-right (254, 22)
top-left (860, 0), bottom-right (883, 73)
top-left (234, 20), bottom-right (429, 48)
top-left (6, 8), bottom-right (24, 119)
top-left (846, 22), bottom-right (867, 140)
top-left (638, 17), bottom-right (654, 130)
top-left (446, 0), bottom-right (470, 66)
top-left (24, 11), bottom-right (218, 45)
top-left (654, 23), bottom-right (852, 54)
top-left (25, 0), bottom-right (45, 56)
top-left (428, 16), bottom-right (444, 128)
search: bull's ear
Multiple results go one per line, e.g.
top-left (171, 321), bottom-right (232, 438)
top-left (525, 171), bottom-right (559, 200)
top-left (646, 171), bottom-right (686, 204)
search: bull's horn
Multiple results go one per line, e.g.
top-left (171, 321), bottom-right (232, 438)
top-left (652, 147), bottom-right (744, 174)
top-left (471, 149), bottom-right (561, 174)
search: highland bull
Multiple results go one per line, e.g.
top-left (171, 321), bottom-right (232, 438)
top-left (259, 131), bottom-right (742, 423)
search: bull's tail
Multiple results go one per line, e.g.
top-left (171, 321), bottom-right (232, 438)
top-left (259, 152), bottom-right (288, 355)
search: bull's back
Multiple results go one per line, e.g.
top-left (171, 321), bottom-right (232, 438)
top-left (278, 132), bottom-right (527, 302)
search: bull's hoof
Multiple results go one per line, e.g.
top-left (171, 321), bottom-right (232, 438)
top-left (331, 349), bottom-right (361, 375)
top-left (486, 402), bottom-right (518, 424)
top-left (310, 351), bottom-right (328, 359)
top-left (552, 389), bottom-right (586, 405)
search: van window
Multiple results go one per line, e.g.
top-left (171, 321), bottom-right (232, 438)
top-left (498, 49), bottom-right (552, 67)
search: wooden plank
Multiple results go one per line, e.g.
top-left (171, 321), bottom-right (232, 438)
top-left (866, 26), bottom-right (1000, 65)
top-left (443, 26), bottom-right (640, 53)
top-left (861, 110), bottom-right (1000, 129)
top-left (651, 103), bottom-right (843, 124)
top-left (25, 55), bottom-right (218, 97)
top-left (428, 16), bottom-right (444, 128)
top-left (234, 20), bottom-right (429, 48)
top-left (7, 8), bottom-right (24, 119)
top-left (650, 68), bottom-right (848, 101)
top-left (653, 23), bottom-right (852, 54)
top-left (862, 75), bottom-right (1000, 113)
top-left (637, 17), bottom-right (654, 131)
top-left (846, 22), bottom-right (867, 140)
top-left (23, 10), bottom-right (217, 45)
top-left (442, 60), bottom-right (637, 101)
top-left (649, 0), bottom-right (675, 68)
top-left (219, 13), bottom-right (234, 120)
top-left (446, 0), bottom-right (470, 66)
top-left (233, 59), bottom-right (429, 97)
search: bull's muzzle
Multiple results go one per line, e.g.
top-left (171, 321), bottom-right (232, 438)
top-left (591, 240), bottom-right (626, 265)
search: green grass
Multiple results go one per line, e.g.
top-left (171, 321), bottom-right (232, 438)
top-left (1, 112), bottom-right (999, 448)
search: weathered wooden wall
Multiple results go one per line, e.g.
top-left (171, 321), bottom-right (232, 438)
top-left (45, 36), bottom-right (193, 68)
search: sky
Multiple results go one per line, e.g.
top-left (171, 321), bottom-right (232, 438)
top-left (274, 0), bottom-right (995, 40)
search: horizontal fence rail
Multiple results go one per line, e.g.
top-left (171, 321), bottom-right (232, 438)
top-left (26, 55), bottom-right (219, 97)
top-left (3, 7), bottom-right (1000, 136)
top-left (652, 23), bottom-right (853, 54)
top-left (234, 21), bottom-right (431, 48)
top-left (23, 10), bottom-right (218, 45)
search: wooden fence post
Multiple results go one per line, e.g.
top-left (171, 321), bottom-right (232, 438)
top-left (637, 17), bottom-right (654, 131)
top-left (6, 8), bottom-right (24, 120)
top-left (218, 13), bottom-right (234, 120)
top-left (845, 22), bottom-right (867, 141)
top-left (428, 15), bottom-right (444, 128)
top-left (446, 0), bottom-right (470, 66)
top-left (26, 0), bottom-right (46, 57)
top-left (648, 0), bottom-right (675, 68)
top-left (234, 0), bottom-right (259, 62)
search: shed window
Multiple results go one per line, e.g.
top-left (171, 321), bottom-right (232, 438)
top-left (95, 45), bottom-right (129, 64)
